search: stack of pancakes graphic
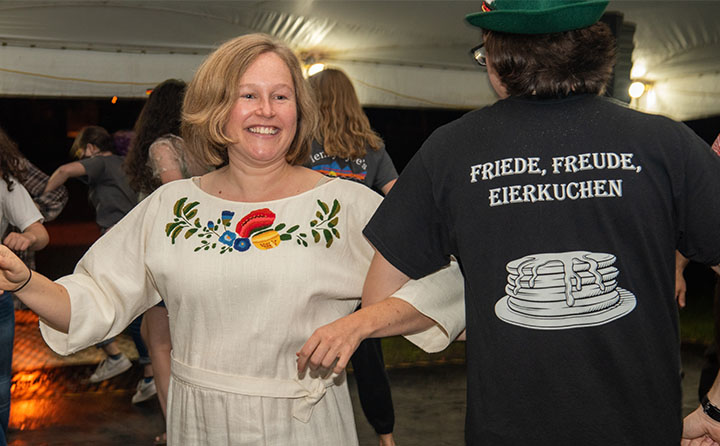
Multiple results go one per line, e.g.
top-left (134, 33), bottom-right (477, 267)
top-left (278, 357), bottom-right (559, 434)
top-left (495, 251), bottom-right (636, 329)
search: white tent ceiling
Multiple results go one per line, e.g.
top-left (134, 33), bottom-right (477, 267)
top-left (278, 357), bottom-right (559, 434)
top-left (0, 1), bottom-right (718, 121)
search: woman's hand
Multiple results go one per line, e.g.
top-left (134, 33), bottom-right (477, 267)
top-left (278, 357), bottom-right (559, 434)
top-left (3, 231), bottom-right (36, 252)
top-left (0, 245), bottom-right (30, 291)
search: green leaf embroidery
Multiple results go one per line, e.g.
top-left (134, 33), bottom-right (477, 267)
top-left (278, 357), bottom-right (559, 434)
top-left (329, 200), bottom-right (341, 219)
top-left (287, 225), bottom-right (299, 233)
top-left (274, 223), bottom-right (286, 231)
top-left (183, 201), bottom-right (199, 216)
top-left (317, 199), bottom-right (329, 214)
top-left (280, 234), bottom-right (292, 241)
top-left (184, 228), bottom-right (198, 239)
top-left (316, 211), bottom-right (323, 219)
top-left (312, 229), bottom-right (320, 243)
top-left (248, 225), bottom-right (272, 237)
top-left (173, 198), bottom-right (188, 218)
top-left (170, 226), bottom-right (183, 244)
top-left (165, 221), bottom-right (182, 237)
top-left (328, 217), bottom-right (339, 228)
top-left (323, 229), bottom-right (333, 248)
top-left (332, 228), bottom-right (340, 239)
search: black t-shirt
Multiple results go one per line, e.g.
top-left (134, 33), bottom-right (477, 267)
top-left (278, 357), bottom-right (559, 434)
top-left (364, 95), bottom-right (720, 445)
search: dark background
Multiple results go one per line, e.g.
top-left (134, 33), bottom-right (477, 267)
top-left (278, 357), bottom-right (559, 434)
top-left (0, 97), bottom-right (718, 280)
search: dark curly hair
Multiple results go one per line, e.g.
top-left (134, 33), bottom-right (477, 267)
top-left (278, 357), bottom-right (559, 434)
top-left (484, 22), bottom-right (616, 99)
top-left (124, 79), bottom-right (186, 194)
top-left (0, 127), bottom-right (27, 192)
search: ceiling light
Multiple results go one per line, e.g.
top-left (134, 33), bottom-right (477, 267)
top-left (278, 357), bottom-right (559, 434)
top-left (628, 81), bottom-right (646, 99)
top-left (307, 63), bottom-right (325, 76)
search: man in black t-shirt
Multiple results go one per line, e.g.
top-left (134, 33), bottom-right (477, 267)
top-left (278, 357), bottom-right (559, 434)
top-left (298, 1), bottom-right (720, 445)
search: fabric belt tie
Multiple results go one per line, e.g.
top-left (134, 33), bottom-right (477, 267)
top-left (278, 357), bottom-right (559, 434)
top-left (170, 354), bottom-right (339, 423)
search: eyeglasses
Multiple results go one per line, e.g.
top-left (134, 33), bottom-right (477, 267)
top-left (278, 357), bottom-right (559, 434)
top-left (470, 43), bottom-right (486, 67)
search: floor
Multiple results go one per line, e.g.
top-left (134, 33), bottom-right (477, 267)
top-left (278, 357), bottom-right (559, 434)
top-left (5, 309), bottom-right (708, 446)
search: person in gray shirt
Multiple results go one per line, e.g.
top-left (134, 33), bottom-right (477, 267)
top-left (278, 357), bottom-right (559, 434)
top-left (45, 125), bottom-right (143, 385)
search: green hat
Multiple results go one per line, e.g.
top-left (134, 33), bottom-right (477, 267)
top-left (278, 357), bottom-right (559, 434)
top-left (466, 0), bottom-right (609, 34)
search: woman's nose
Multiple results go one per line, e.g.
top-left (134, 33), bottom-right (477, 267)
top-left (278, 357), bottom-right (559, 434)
top-left (256, 97), bottom-right (275, 117)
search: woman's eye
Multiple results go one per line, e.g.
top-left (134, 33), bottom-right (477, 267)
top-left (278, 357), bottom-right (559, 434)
top-left (240, 93), bottom-right (254, 99)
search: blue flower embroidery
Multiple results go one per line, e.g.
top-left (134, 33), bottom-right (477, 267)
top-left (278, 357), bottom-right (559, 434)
top-left (234, 237), bottom-right (251, 252)
top-left (219, 230), bottom-right (236, 246)
top-left (221, 211), bottom-right (235, 226)
top-left (207, 221), bottom-right (215, 229)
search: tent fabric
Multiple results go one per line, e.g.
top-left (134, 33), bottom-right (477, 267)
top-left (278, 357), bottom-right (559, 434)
top-left (0, 1), bottom-right (718, 121)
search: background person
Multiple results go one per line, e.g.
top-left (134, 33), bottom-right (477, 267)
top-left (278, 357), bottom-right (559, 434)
top-left (44, 126), bottom-right (144, 385)
top-left (123, 78), bottom-right (211, 446)
top-left (0, 33), bottom-right (463, 444)
top-left (5, 156), bottom-right (68, 304)
top-left (299, 1), bottom-right (720, 444)
top-left (307, 67), bottom-right (398, 446)
top-left (0, 127), bottom-right (49, 446)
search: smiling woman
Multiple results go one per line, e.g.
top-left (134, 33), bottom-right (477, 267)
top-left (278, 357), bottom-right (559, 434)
top-left (223, 52), bottom-right (298, 168)
top-left (0, 33), bottom-right (465, 446)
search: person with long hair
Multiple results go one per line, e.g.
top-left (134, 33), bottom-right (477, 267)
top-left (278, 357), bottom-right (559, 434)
top-left (123, 78), bottom-right (210, 445)
top-left (0, 127), bottom-right (48, 445)
top-left (0, 34), bottom-right (463, 444)
top-left (308, 67), bottom-right (398, 446)
top-left (308, 68), bottom-right (396, 194)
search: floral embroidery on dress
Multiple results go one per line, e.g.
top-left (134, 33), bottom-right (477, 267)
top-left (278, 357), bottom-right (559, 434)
top-left (165, 197), bottom-right (341, 253)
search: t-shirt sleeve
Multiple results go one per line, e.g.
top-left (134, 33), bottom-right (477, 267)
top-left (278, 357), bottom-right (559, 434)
top-left (40, 193), bottom-right (163, 355)
top-left (363, 146), bottom-right (452, 279)
top-left (77, 157), bottom-right (103, 184)
top-left (3, 181), bottom-right (44, 230)
top-left (676, 127), bottom-right (720, 266)
top-left (372, 145), bottom-right (399, 192)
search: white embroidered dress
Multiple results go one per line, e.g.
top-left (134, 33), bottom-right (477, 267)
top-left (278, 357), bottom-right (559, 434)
top-left (40, 177), bottom-right (464, 445)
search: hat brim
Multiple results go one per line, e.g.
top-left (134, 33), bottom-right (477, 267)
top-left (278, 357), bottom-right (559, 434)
top-left (466, 1), bottom-right (609, 34)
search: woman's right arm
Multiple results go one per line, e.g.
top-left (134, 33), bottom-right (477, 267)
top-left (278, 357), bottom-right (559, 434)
top-left (0, 246), bottom-right (70, 332)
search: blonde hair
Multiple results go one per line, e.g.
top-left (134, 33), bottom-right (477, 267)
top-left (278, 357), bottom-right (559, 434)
top-left (309, 68), bottom-right (382, 160)
top-left (182, 33), bottom-right (317, 166)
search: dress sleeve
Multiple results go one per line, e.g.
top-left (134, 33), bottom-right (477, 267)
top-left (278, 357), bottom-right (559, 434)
top-left (391, 260), bottom-right (465, 352)
top-left (40, 193), bottom-right (163, 355)
top-left (363, 144), bottom-right (452, 279)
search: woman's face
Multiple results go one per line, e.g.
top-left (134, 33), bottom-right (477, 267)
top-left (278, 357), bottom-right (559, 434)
top-left (224, 51), bottom-right (298, 168)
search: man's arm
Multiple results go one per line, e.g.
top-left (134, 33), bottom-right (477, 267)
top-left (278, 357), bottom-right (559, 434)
top-left (682, 263), bottom-right (720, 444)
top-left (683, 369), bottom-right (720, 443)
top-left (297, 251), bottom-right (435, 374)
top-left (44, 161), bottom-right (86, 194)
top-left (677, 251), bottom-right (691, 308)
